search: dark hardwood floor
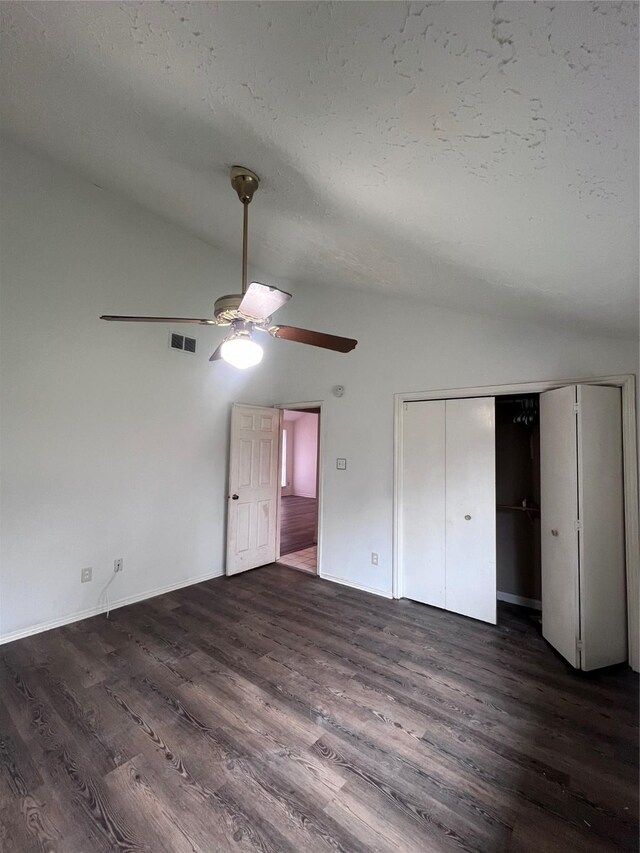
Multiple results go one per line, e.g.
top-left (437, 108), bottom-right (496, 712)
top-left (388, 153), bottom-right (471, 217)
top-left (279, 495), bottom-right (317, 555)
top-left (1, 564), bottom-right (637, 852)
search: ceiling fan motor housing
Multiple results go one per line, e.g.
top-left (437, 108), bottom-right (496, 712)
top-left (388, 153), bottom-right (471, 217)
top-left (213, 293), bottom-right (272, 326)
top-left (213, 294), bottom-right (247, 325)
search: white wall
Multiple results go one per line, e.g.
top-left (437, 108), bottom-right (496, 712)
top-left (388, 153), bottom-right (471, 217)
top-left (292, 412), bottom-right (318, 498)
top-left (0, 141), bottom-right (276, 640)
top-left (2, 139), bottom-right (638, 637)
top-left (270, 279), bottom-right (638, 597)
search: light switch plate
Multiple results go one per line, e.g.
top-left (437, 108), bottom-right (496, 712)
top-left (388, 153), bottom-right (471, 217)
top-left (336, 458), bottom-right (347, 470)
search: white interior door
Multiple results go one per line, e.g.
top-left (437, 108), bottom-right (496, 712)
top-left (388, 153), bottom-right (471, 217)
top-left (401, 400), bottom-right (446, 607)
top-left (444, 397), bottom-right (497, 624)
top-left (540, 386), bottom-right (580, 667)
top-left (226, 404), bottom-right (280, 576)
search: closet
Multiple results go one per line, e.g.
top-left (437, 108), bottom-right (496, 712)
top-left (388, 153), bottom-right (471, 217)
top-left (399, 383), bottom-right (627, 670)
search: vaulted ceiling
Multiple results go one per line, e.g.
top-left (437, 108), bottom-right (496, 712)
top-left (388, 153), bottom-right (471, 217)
top-left (1, 1), bottom-right (638, 336)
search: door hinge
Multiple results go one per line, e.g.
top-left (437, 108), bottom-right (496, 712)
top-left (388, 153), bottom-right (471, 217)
top-left (574, 519), bottom-right (583, 532)
top-left (576, 638), bottom-right (583, 653)
top-left (573, 402), bottom-right (580, 413)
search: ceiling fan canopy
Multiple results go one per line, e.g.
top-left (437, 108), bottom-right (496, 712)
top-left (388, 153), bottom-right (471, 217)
top-left (101, 166), bottom-right (358, 367)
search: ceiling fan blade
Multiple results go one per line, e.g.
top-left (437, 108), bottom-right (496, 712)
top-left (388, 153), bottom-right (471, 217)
top-left (100, 315), bottom-right (216, 324)
top-left (209, 342), bottom-right (224, 362)
top-left (270, 325), bottom-right (357, 353)
top-left (238, 282), bottom-right (292, 321)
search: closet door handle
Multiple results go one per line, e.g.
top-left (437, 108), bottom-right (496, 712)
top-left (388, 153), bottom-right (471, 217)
top-left (551, 529), bottom-right (559, 537)
top-left (464, 514), bottom-right (472, 521)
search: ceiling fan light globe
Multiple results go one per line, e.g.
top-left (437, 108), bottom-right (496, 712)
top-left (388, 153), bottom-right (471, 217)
top-left (220, 335), bottom-right (263, 369)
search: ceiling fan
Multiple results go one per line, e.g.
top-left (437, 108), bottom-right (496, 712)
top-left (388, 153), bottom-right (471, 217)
top-left (101, 166), bottom-right (358, 368)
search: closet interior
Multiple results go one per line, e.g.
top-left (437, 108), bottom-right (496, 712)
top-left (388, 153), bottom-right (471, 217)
top-left (495, 394), bottom-right (541, 615)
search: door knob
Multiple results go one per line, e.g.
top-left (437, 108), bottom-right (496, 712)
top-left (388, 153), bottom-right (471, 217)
top-left (231, 494), bottom-right (239, 500)
top-left (464, 514), bottom-right (472, 520)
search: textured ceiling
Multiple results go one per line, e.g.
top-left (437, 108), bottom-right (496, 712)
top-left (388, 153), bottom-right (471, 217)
top-left (1, 1), bottom-right (638, 336)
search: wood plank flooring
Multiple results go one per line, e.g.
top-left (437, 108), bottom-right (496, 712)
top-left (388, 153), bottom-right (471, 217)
top-left (0, 564), bottom-right (637, 852)
top-left (279, 495), bottom-right (317, 555)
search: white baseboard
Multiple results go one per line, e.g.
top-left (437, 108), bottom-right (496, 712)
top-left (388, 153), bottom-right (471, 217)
top-left (320, 572), bottom-right (392, 599)
top-left (497, 590), bottom-right (542, 610)
top-left (0, 569), bottom-right (224, 646)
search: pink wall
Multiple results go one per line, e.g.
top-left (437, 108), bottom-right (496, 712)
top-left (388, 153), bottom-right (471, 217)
top-left (292, 412), bottom-right (318, 498)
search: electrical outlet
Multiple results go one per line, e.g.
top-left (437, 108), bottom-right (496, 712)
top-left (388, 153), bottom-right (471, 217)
top-left (114, 558), bottom-right (123, 573)
top-left (371, 552), bottom-right (379, 566)
top-left (81, 567), bottom-right (92, 583)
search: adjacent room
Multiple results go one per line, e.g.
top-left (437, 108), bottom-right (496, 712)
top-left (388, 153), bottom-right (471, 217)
top-left (278, 408), bottom-right (320, 574)
top-left (1, 2), bottom-right (638, 852)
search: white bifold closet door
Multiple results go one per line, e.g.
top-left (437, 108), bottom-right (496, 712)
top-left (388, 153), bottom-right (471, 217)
top-left (540, 384), bottom-right (626, 670)
top-left (401, 400), bottom-right (446, 609)
top-left (401, 397), bottom-right (496, 624)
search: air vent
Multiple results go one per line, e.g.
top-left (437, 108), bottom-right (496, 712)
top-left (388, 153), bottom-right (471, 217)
top-left (169, 333), bottom-right (196, 354)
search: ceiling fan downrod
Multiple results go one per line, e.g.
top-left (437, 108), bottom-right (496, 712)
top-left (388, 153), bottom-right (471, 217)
top-left (230, 166), bottom-right (260, 295)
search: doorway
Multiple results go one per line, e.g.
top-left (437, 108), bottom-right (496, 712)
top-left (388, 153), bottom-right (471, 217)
top-left (277, 407), bottom-right (320, 574)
